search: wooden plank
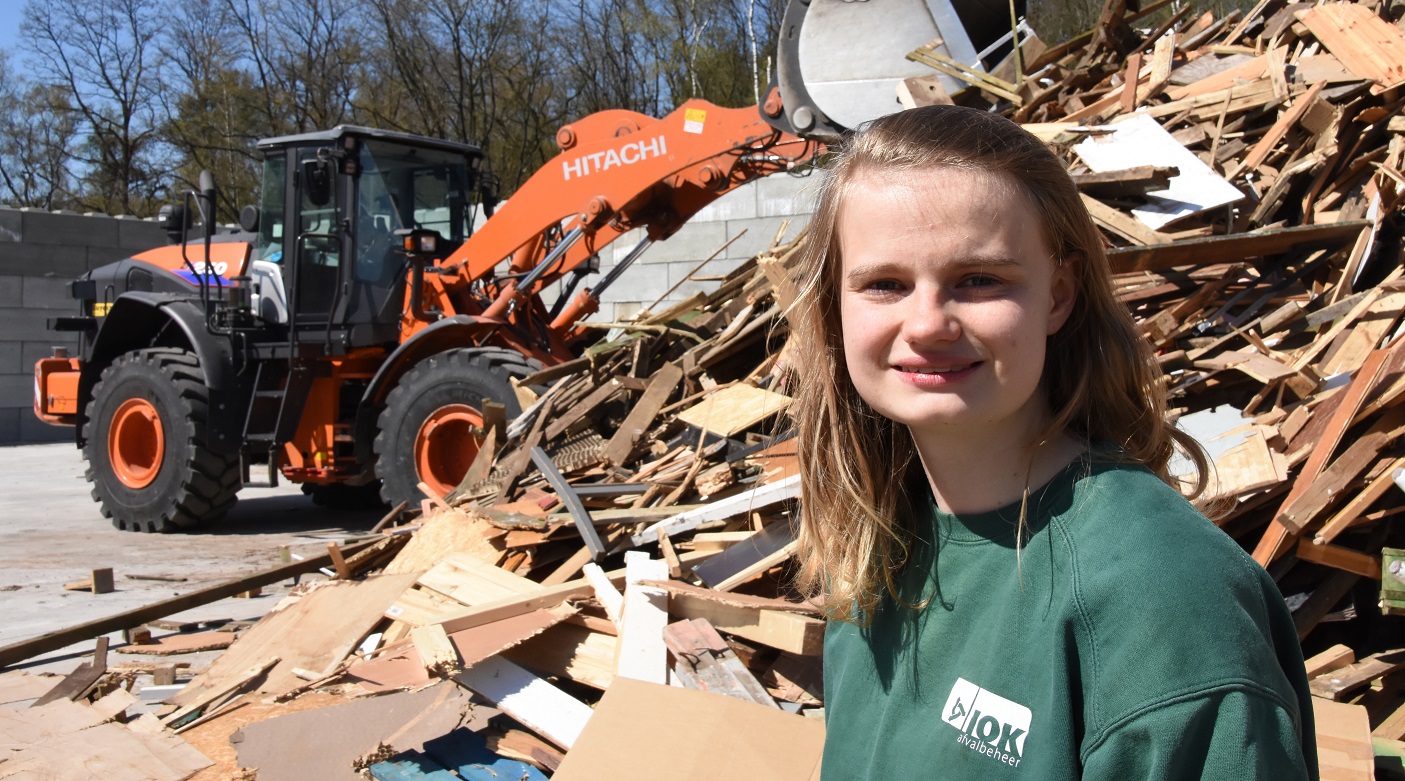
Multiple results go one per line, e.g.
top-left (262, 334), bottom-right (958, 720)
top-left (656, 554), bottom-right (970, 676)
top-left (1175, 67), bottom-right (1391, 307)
top-left (1296, 539), bottom-right (1382, 580)
top-left (582, 562), bottom-right (623, 625)
top-left (163, 656), bottom-right (279, 727)
top-left (666, 589), bottom-right (824, 656)
top-left (31, 637), bottom-right (108, 707)
top-left (1306, 644), bottom-right (1357, 678)
top-left (693, 520), bottom-right (794, 589)
top-left (417, 551), bottom-right (540, 607)
top-left (1296, 3), bottom-right (1405, 90)
top-left (616, 553), bottom-right (669, 685)
top-left (603, 363), bottom-right (683, 466)
top-left (632, 473), bottom-right (801, 546)
top-left (1311, 650), bottom-right (1405, 701)
top-left (1228, 81), bottom-right (1328, 180)
top-left (1315, 455), bottom-right (1405, 545)
top-left (1107, 220), bottom-right (1368, 274)
top-left (0, 540), bottom-right (375, 669)
top-left (454, 656), bottom-right (594, 749)
top-left (1081, 194), bottom-right (1169, 246)
top-left (1071, 165), bottom-right (1178, 198)
top-left (676, 383), bottom-right (793, 437)
top-left (502, 622), bottom-right (619, 691)
top-left (545, 379), bottom-right (622, 441)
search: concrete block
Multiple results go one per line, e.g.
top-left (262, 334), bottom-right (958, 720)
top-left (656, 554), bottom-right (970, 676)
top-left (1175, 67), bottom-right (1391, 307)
top-left (18, 410), bottom-right (71, 443)
top-left (665, 258), bottom-right (748, 301)
top-left (722, 217), bottom-right (811, 260)
top-left (0, 243), bottom-right (90, 277)
top-left (598, 262), bottom-right (671, 305)
top-left (87, 244), bottom-right (137, 271)
top-left (22, 275), bottom-right (74, 309)
top-left (610, 229), bottom-right (647, 264)
top-left (0, 276), bottom-right (21, 308)
top-left (0, 342), bottom-right (20, 374)
top-left (639, 221), bottom-right (728, 265)
top-left (0, 309), bottom-right (65, 342)
top-left (23, 211), bottom-right (120, 247)
top-left (0, 210), bottom-right (21, 242)
top-left (612, 301), bottom-right (644, 321)
top-left (756, 172), bottom-right (824, 218)
top-left (117, 218), bottom-right (167, 250)
top-left (691, 183), bottom-right (759, 223)
top-left (0, 408), bottom-right (19, 444)
top-left (0, 374), bottom-right (32, 408)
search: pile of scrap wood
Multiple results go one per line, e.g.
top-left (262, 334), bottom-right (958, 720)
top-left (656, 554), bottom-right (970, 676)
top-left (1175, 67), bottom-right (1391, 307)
top-left (8, 0), bottom-right (1405, 777)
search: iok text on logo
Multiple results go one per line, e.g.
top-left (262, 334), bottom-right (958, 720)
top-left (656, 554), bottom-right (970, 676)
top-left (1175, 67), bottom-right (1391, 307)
top-left (561, 136), bottom-right (669, 181)
top-left (942, 677), bottom-right (1031, 769)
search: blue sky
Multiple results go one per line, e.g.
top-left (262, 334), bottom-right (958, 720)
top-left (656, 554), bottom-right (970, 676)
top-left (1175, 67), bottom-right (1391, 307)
top-left (0, 3), bottom-right (23, 68)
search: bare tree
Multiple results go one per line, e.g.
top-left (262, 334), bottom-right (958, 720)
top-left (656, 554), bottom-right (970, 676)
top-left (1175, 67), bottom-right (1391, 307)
top-left (21, 0), bottom-right (168, 215)
top-left (0, 52), bottom-right (79, 210)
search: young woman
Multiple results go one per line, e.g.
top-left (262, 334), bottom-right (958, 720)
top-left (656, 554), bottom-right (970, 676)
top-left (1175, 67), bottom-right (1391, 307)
top-left (789, 106), bottom-right (1317, 779)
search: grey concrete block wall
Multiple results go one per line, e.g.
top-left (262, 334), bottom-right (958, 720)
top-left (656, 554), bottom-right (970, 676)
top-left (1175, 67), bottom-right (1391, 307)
top-left (1, 208), bottom-right (168, 444)
top-left (591, 171), bottom-right (823, 321)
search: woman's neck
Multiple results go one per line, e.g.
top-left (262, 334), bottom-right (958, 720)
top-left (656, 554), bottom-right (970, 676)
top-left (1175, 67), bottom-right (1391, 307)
top-left (912, 422), bottom-right (1084, 515)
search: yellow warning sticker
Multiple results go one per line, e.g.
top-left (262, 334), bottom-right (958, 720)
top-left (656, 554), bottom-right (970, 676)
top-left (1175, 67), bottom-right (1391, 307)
top-left (92, 301), bottom-right (112, 317)
top-left (684, 108), bottom-right (707, 134)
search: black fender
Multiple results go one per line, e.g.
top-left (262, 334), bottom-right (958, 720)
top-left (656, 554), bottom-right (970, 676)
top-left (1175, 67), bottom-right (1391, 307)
top-left (78, 293), bottom-right (239, 453)
top-left (354, 314), bottom-right (503, 463)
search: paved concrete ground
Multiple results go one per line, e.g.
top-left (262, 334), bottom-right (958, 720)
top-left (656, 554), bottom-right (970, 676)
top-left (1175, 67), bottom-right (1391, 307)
top-left (0, 442), bottom-right (386, 674)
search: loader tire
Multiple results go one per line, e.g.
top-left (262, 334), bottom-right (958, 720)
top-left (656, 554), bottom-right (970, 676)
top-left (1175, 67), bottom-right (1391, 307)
top-left (83, 348), bottom-right (241, 533)
top-left (374, 347), bottom-right (537, 508)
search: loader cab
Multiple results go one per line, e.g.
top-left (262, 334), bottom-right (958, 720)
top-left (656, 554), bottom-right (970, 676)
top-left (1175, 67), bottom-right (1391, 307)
top-left (252, 126), bottom-right (485, 344)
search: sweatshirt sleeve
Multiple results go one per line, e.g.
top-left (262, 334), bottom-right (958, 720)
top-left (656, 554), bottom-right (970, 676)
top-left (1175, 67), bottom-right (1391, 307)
top-left (1081, 687), bottom-right (1316, 781)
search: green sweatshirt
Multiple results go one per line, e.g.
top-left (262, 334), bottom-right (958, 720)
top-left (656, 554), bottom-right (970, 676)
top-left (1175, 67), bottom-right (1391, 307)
top-left (822, 456), bottom-right (1317, 779)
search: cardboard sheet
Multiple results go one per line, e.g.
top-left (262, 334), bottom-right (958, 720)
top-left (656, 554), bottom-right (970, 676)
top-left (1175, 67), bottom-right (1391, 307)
top-left (552, 677), bottom-right (824, 781)
top-left (1074, 113), bottom-right (1244, 229)
top-left (233, 682), bottom-right (478, 781)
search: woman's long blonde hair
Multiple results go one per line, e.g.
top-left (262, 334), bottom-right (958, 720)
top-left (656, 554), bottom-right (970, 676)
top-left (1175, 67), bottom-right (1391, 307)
top-left (790, 106), bottom-right (1208, 623)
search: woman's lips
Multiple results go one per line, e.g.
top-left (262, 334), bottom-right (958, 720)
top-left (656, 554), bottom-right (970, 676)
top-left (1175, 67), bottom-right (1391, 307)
top-left (894, 361), bottom-right (982, 385)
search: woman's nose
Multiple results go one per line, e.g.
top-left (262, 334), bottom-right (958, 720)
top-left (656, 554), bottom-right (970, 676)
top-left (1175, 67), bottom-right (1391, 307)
top-left (901, 292), bottom-right (962, 346)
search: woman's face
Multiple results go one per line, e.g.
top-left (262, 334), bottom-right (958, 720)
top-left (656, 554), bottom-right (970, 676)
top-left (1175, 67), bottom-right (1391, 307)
top-left (836, 166), bottom-right (1075, 446)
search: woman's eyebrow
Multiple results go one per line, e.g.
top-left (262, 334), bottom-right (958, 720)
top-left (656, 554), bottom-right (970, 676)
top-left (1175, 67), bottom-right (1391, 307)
top-left (845, 256), bottom-right (1024, 280)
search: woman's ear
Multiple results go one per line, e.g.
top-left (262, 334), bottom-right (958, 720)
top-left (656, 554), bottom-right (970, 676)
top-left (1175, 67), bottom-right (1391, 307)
top-left (1047, 253), bottom-right (1080, 336)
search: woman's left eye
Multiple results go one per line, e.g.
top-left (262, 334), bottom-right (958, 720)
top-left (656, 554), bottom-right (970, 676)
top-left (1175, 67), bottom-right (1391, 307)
top-left (958, 274), bottom-right (1001, 288)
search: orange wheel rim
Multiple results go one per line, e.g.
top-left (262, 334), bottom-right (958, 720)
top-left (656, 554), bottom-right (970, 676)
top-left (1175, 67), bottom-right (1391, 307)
top-left (110, 398), bottom-right (164, 489)
top-left (414, 403), bottom-right (483, 498)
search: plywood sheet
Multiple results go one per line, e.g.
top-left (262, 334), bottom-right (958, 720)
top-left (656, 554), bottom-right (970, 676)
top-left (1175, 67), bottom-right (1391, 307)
top-left (1074, 114), bottom-right (1244, 230)
top-left (385, 509), bottom-right (504, 576)
top-left (0, 700), bottom-right (211, 781)
top-left (0, 671), bottom-right (60, 706)
top-left (677, 384), bottom-right (793, 437)
top-left (171, 573), bottom-right (418, 706)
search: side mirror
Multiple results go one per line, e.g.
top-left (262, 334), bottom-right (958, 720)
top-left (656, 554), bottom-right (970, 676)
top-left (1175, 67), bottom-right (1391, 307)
top-left (239, 205), bottom-right (260, 233)
top-left (302, 158), bottom-right (332, 206)
top-left (158, 203), bottom-right (190, 245)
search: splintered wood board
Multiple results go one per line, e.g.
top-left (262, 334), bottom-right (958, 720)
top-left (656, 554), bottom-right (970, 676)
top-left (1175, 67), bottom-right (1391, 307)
top-left (116, 631), bottom-right (236, 656)
top-left (1296, 3), bottom-right (1405, 91)
top-left (169, 573), bottom-right (417, 706)
top-left (676, 383), bottom-right (793, 437)
top-left (503, 622), bottom-right (619, 691)
top-left (1207, 428), bottom-right (1288, 499)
